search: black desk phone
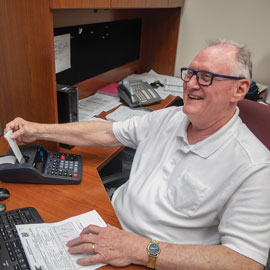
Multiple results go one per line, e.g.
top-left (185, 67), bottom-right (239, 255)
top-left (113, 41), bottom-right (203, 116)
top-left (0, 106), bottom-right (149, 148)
top-left (0, 144), bottom-right (82, 184)
top-left (117, 79), bottom-right (162, 108)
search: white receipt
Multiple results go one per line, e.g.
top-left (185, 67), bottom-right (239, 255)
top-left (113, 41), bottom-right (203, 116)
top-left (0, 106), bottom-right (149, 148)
top-left (4, 130), bottom-right (25, 163)
top-left (0, 156), bottom-right (16, 165)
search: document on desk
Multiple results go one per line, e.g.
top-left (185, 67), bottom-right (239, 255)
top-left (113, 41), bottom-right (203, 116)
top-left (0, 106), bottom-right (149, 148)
top-left (106, 106), bottom-right (151, 121)
top-left (16, 210), bottom-right (107, 270)
top-left (79, 92), bottom-right (121, 121)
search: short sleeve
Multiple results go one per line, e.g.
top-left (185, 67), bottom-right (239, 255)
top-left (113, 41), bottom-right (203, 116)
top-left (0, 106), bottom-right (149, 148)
top-left (113, 107), bottom-right (179, 149)
top-left (219, 164), bottom-right (270, 265)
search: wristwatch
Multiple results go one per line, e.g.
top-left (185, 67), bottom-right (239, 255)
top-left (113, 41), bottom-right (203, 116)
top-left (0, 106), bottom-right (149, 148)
top-left (146, 240), bottom-right (161, 269)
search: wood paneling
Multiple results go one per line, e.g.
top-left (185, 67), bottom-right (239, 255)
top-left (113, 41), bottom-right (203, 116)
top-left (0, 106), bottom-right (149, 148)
top-left (0, 0), bottom-right (58, 150)
top-left (140, 8), bottom-right (181, 75)
top-left (111, 0), bottom-right (146, 8)
top-left (51, 0), bottom-right (110, 9)
top-left (111, 0), bottom-right (184, 9)
top-left (145, 0), bottom-right (169, 8)
top-left (168, 0), bottom-right (185, 7)
top-left (52, 0), bottom-right (184, 9)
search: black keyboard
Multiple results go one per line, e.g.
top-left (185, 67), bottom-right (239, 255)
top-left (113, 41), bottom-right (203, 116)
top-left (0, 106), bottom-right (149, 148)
top-left (0, 207), bottom-right (43, 270)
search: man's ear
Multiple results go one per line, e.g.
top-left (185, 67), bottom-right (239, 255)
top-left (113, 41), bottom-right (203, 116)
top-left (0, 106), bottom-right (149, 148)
top-left (230, 79), bottom-right (251, 102)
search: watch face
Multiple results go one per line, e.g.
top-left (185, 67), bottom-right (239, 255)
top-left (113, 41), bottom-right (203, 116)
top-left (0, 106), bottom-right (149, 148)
top-left (149, 243), bottom-right (160, 255)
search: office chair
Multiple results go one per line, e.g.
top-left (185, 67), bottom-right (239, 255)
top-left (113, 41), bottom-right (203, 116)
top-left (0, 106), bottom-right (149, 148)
top-left (238, 99), bottom-right (270, 150)
top-left (100, 147), bottom-right (135, 199)
top-left (238, 99), bottom-right (270, 269)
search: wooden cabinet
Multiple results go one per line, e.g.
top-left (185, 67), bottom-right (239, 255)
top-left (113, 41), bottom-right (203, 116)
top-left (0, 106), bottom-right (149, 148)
top-left (0, 0), bottom-right (184, 150)
top-left (0, 0), bottom-right (57, 149)
top-left (51, 0), bottom-right (111, 9)
top-left (51, 0), bottom-right (184, 9)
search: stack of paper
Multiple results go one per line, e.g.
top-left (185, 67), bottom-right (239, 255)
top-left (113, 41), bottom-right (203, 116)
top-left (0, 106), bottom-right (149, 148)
top-left (106, 106), bottom-right (151, 122)
top-left (79, 92), bottom-right (121, 121)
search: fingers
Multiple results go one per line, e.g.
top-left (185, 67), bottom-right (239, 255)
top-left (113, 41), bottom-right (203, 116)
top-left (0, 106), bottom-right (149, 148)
top-left (4, 117), bottom-right (25, 139)
top-left (4, 117), bottom-right (38, 143)
top-left (66, 224), bottom-right (133, 267)
top-left (67, 242), bottom-right (105, 266)
top-left (12, 127), bottom-right (26, 140)
top-left (80, 224), bottom-right (106, 236)
top-left (66, 232), bottom-right (99, 250)
top-left (67, 234), bottom-right (93, 247)
top-left (76, 254), bottom-right (104, 266)
top-left (68, 242), bottom-right (96, 254)
top-left (66, 225), bottom-right (106, 260)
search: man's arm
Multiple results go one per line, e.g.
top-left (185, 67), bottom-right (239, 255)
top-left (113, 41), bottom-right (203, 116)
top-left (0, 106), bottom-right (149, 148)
top-left (67, 225), bottom-right (264, 270)
top-left (5, 117), bottom-right (122, 147)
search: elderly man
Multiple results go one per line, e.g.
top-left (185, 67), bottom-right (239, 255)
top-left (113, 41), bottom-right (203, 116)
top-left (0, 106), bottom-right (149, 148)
top-left (5, 40), bottom-right (270, 270)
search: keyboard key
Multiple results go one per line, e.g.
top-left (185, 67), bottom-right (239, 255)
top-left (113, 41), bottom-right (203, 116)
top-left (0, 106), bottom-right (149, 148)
top-left (0, 207), bottom-right (43, 270)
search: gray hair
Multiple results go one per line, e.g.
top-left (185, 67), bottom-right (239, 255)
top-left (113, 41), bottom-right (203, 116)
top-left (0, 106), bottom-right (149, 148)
top-left (207, 39), bottom-right (252, 81)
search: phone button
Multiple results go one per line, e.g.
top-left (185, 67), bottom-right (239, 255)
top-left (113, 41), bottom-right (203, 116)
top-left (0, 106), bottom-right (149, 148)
top-left (148, 88), bottom-right (157, 98)
top-left (142, 90), bottom-right (151, 100)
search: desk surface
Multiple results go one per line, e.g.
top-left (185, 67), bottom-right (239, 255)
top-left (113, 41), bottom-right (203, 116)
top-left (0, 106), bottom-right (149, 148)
top-left (0, 95), bottom-right (179, 270)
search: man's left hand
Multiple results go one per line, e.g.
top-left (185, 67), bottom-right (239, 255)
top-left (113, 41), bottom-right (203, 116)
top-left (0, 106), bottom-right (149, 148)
top-left (66, 224), bottom-right (148, 267)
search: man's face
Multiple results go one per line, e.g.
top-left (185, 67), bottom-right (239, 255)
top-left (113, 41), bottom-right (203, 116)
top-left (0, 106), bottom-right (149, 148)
top-left (182, 45), bottom-right (240, 125)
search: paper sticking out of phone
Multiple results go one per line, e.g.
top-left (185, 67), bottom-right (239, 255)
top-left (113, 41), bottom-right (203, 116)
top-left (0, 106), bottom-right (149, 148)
top-left (4, 130), bottom-right (25, 164)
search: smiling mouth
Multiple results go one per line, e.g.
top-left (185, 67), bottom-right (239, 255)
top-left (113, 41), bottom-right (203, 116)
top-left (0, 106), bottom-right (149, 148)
top-left (188, 94), bottom-right (204, 100)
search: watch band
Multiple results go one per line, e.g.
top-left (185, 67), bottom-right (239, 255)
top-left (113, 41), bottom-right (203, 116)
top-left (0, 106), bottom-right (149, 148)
top-left (146, 240), bottom-right (161, 269)
top-left (147, 254), bottom-right (157, 269)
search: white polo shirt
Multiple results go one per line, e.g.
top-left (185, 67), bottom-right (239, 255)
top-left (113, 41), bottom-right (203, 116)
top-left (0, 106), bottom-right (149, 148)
top-left (112, 106), bottom-right (270, 265)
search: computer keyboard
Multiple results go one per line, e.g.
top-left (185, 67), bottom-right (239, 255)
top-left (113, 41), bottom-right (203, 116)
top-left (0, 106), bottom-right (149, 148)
top-left (0, 207), bottom-right (43, 270)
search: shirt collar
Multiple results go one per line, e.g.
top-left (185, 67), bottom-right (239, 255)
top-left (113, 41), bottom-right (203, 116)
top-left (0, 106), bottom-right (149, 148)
top-left (177, 107), bottom-right (241, 158)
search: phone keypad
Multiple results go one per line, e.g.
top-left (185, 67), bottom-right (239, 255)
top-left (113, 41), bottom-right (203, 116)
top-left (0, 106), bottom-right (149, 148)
top-left (136, 91), bottom-right (147, 102)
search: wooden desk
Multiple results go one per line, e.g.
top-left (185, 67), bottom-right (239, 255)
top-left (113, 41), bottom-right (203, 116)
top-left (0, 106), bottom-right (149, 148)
top-left (0, 95), bottom-right (179, 270)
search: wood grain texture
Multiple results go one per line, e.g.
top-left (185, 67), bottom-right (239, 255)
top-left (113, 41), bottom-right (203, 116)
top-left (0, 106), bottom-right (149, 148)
top-left (139, 8), bottom-right (181, 76)
top-left (51, 0), bottom-right (110, 9)
top-left (0, 0), bottom-right (58, 150)
top-left (51, 0), bottom-right (184, 10)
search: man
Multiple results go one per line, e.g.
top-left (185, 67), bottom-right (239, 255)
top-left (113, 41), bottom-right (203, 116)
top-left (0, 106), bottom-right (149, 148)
top-left (5, 40), bottom-right (270, 269)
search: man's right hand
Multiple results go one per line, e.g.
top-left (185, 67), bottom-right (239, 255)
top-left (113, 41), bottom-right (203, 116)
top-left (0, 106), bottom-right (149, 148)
top-left (4, 117), bottom-right (40, 143)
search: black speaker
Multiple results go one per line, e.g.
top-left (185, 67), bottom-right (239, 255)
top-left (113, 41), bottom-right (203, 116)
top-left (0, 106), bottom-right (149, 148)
top-left (57, 84), bottom-right (78, 149)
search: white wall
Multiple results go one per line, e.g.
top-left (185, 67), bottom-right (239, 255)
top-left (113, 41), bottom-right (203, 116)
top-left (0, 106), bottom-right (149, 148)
top-left (174, 0), bottom-right (270, 86)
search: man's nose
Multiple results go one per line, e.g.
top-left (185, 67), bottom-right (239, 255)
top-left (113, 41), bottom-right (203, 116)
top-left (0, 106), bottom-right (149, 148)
top-left (187, 74), bottom-right (200, 88)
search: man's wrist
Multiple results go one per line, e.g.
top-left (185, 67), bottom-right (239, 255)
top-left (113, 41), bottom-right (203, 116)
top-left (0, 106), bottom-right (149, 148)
top-left (146, 240), bottom-right (161, 269)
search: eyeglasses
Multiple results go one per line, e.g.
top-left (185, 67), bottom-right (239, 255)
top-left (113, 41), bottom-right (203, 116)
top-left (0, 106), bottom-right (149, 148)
top-left (180, 68), bottom-right (245, 86)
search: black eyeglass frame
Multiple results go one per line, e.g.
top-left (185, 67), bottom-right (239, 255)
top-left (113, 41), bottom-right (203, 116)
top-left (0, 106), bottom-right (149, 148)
top-left (180, 68), bottom-right (245, 86)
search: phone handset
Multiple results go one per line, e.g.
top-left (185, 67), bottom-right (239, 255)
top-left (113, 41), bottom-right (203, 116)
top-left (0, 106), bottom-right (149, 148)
top-left (122, 79), bottom-right (140, 104)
